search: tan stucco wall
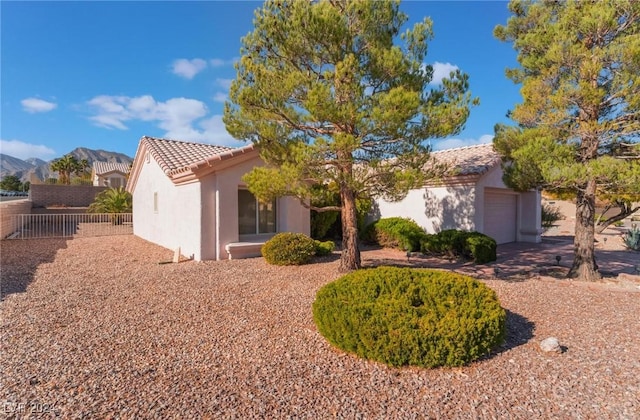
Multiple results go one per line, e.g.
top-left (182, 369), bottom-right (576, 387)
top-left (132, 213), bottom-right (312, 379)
top-left (0, 199), bottom-right (32, 239)
top-left (373, 165), bottom-right (541, 243)
top-left (132, 153), bottom-right (310, 261)
top-left (373, 185), bottom-right (476, 234)
top-left (132, 157), bottom-right (203, 260)
top-left (212, 155), bottom-right (310, 260)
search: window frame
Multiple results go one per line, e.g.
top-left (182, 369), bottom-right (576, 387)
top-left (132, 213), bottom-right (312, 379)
top-left (238, 188), bottom-right (277, 238)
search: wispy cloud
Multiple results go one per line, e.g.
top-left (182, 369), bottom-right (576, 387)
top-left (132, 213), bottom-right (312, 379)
top-left (430, 62), bottom-right (460, 85)
top-left (433, 134), bottom-right (493, 151)
top-left (215, 78), bottom-right (233, 90)
top-left (171, 58), bottom-right (207, 79)
top-left (86, 94), bottom-right (242, 147)
top-left (21, 98), bottom-right (57, 113)
top-left (210, 58), bottom-right (235, 67)
top-left (0, 139), bottom-right (56, 160)
top-left (171, 57), bottom-right (235, 79)
top-left (212, 92), bottom-right (228, 103)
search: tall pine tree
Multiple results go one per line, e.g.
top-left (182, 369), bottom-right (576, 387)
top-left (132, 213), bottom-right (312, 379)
top-left (224, 0), bottom-right (476, 271)
top-left (494, 0), bottom-right (640, 280)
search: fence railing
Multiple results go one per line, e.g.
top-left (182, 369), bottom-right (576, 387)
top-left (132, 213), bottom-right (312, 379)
top-left (5, 213), bottom-right (133, 239)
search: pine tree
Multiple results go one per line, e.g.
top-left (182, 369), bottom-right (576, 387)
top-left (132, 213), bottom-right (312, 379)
top-left (224, 0), bottom-right (477, 271)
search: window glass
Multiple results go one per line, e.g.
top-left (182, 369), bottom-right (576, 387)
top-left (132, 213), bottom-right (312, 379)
top-left (238, 189), bottom-right (276, 235)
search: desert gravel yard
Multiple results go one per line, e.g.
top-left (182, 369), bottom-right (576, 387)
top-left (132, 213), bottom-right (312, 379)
top-left (1, 235), bottom-right (639, 418)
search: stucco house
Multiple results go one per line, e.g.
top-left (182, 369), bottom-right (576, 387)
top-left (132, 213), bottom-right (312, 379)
top-left (126, 136), bottom-right (310, 261)
top-left (372, 143), bottom-right (541, 244)
top-left (92, 162), bottom-right (130, 188)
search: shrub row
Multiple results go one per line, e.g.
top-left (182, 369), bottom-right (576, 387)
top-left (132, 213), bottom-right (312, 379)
top-left (363, 218), bottom-right (497, 264)
top-left (421, 230), bottom-right (497, 264)
top-left (313, 266), bottom-right (506, 368)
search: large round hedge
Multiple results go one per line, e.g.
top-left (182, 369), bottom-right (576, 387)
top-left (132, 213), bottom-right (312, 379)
top-left (261, 232), bottom-right (317, 265)
top-left (313, 267), bottom-right (506, 368)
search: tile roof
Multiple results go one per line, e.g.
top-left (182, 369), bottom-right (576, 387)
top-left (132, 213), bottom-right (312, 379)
top-left (431, 143), bottom-right (500, 176)
top-left (140, 136), bottom-right (237, 174)
top-left (92, 161), bottom-right (130, 175)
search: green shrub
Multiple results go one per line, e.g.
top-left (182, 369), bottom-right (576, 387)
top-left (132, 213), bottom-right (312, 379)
top-left (313, 267), bottom-right (506, 368)
top-left (465, 232), bottom-right (497, 264)
top-left (420, 230), bottom-right (496, 264)
top-left (541, 203), bottom-right (564, 231)
top-left (623, 224), bottom-right (640, 251)
top-left (261, 232), bottom-right (317, 265)
top-left (362, 217), bottom-right (426, 252)
top-left (314, 240), bottom-right (336, 256)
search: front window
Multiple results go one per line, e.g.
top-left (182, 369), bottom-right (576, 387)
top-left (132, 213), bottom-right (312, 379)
top-left (238, 189), bottom-right (276, 235)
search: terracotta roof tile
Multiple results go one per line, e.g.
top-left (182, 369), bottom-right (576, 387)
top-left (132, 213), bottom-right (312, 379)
top-left (431, 143), bottom-right (500, 176)
top-left (141, 136), bottom-right (236, 174)
top-left (92, 161), bottom-right (130, 175)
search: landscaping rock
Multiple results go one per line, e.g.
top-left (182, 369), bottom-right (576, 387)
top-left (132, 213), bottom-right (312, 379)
top-left (540, 337), bottom-right (562, 353)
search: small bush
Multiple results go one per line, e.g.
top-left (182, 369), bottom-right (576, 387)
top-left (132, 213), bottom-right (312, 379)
top-left (313, 267), bottom-right (506, 368)
top-left (261, 232), bottom-right (317, 265)
top-left (623, 224), bottom-right (640, 251)
top-left (362, 217), bottom-right (426, 252)
top-left (420, 230), bottom-right (496, 264)
top-left (541, 203), bottom-right (564, 231)
top-left (314, 240), bottom-right (336, 256)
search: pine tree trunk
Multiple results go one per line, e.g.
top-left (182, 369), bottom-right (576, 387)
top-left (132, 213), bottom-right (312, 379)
top-left (568, 178), bottom-right (600, 281)
top-left (339, 186), bottom-right (361, 272)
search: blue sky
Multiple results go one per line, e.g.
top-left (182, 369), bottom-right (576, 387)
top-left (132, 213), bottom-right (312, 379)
top-left (1, 1), bottom-right (521, 161)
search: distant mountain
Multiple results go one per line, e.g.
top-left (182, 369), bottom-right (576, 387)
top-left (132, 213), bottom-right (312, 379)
top-left (0, 154), bottom-right (35, 174)
top-left (0, 148), bottom-right (134, 183)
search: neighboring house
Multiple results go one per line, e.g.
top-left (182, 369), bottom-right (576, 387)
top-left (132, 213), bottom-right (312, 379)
top-left (126, 136), bottom-right (310, 261)
top-left (92, 162), bottom-right (130, 188)
top-left (372, 143), bottom-right (541, 244)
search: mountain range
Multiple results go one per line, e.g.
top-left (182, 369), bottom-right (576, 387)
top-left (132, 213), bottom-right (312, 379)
top-left (0, 148), bottom-right (134, 183)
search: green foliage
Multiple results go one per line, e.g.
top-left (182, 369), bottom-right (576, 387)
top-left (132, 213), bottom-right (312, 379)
top-left (261, 232), bottom-right (317, 265)
top-left (225, 0), bottom-right (476, 270)
top-left (88, 187), bottom-right (132, 214)
top-left (313, 267), bottom-right (506, 368)
top-left (314, 240), bottom-right (336, 256)
top-left (541, 203), bottom-right (564, 231)
top-left (420, 230), bottom-right (497, 264)
top-left (494, 0), bottom-right (640, 278)
top-left (623, 225), bottom-right (640, 251)
top-left (362, 217), bottom-right (426, 252)
top-left (0, 175), bottom-right (23, 191)
top-left (50, 154), bottom-right (89, 185)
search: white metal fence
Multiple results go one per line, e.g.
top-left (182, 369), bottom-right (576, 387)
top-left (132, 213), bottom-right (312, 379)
top-left (6, 213), bottom-right (133, 239)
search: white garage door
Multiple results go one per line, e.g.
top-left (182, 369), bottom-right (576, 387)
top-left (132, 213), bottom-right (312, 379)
top-left (484, 192), bottom-right (517, 244)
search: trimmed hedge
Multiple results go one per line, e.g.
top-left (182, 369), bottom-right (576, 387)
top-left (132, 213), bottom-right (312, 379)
top-left (313, 267), bottom-right (506, 368)
top-left (421, 230), bottom-right (496, 264)
top-left (261, 232), bottom-right (317, 265)
top-left (362, 217), bottom-right (426, 252)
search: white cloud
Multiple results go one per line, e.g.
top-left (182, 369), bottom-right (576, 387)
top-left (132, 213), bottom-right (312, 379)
top-left (0, 139), bottom-right (56, 160)
top-left (21, 98), bottom-right (57, 113)
top-left (86, 94), bottom-right (244, 147)
top-left (210, 58), bottom-right (236, 67)
top-left (215, 78), bottom-right (233, 89)
top-left (171, 58), bottom-right (207, 79)
top-left (430, 62), bottom-right (460, 85)
top-left (433, 134), bottom-right (493, 151)
top-left (212, 92), bottom-right (228, 103)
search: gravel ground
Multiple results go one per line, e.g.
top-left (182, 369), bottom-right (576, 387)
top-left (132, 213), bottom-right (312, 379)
top-left (1, 235), bottom-right (639, 419)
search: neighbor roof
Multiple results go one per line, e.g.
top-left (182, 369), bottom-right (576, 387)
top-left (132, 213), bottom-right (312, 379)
top-left (93, 161), bottom-right (130, 176)
top-left (431, 143), bottom-right (500, 176)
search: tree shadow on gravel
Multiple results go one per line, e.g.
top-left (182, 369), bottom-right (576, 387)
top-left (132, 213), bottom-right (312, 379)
top-left (0, 238), bottom-right (68, 300)
top-left (496, 310), bottom-right (535, 353)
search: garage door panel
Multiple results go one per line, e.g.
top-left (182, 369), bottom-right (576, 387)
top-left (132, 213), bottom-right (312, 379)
top-left (484, 192), bottom-right (517, 244)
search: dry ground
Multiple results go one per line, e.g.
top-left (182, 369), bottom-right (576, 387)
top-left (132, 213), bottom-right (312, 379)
top-left (1, 233), bottom-right (639, 418)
